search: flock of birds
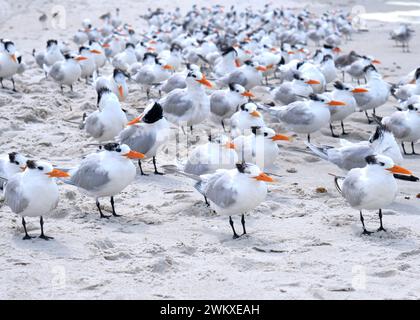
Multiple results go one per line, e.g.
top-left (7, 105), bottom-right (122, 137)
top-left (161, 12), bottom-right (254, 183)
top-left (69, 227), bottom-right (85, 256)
top-left (0, 4), bottom-right (419, 240)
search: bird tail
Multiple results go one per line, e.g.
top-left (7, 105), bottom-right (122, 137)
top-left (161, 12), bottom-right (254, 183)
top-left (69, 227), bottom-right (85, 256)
top-left (333, 176), bottom-right (344, 194)
top-left (305, 142), bottom-right (331, 161)
top-left (160, 164), bottom-right (201, 181)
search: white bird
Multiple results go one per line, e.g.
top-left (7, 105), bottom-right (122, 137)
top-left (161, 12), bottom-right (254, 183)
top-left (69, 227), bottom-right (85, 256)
top-left (194, 162), bottom-right (274, 238)
top-left (65, 143), bottom-right (144, 218)
top-left (160, 64), bottom-right (200, 94)
top-left (89, 41), bottom-right (107, 73)
top-left (326, 81), bottom-right (359, 137)
top-left (160, 69), bottom-right (212, 130)
top-left (306, 124), bottom-right (404, 171)
top-left (84, 87), bottom-right (127, 143)
top-left (117, 102), bottom-right (170, 175)
top-left (234, 126), bottom-right (290, 169)
top-left (344, 55), bottom-right (380, 83)
top-left (352, 64), bottom-right (391, 123)
top-left (0, 40), bottom-right (19, 91)
top-left (78, 46), bottom-right (97, 83)
top-left (335, 154), bottom-right (413, 235)
top-left (4, 160), bottom-right (69, 240)
top-left (95, 68), bottom-right (129, 101)
top-left (217, 60), bottom-right (267, 90)
top-left (230, 102), bottom-right (266, 138)
top-left (382, 104), bottom-right (420, 155)
top-left (0, 152), bottom-right (27, 192)
top-left (297, 61), bottom-right (327, 93)
top-left (392, 68), bottom-right (420, 102)
top-left (34, 39), bottom-right (64, 76)
top-left (48, 53), bottom-right (87, 92)
top-left (112, 42), bottom-right (137, 71)
top-left (266, 93), bottom-right (346, 142)
top-left (210, 83), bottom-right (254, 131)
top-left (183, 134), bottom-right (238, 177)
top-left (213, 47), bottom-right (239, 78)
top-left (318, 54), bottom-right (337, 84)
top-left (270, 72), bottom-right (317, 105)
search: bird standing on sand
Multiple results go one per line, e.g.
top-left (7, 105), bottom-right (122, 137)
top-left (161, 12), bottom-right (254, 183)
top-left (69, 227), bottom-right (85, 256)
top-left (48, 53), bottom-right (87, 92)
top-left (4, 160), bottom-right (69, 240)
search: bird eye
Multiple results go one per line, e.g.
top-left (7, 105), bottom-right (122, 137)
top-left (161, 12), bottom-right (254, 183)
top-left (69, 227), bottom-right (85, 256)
top-left (116, 148), bottom-right (121, 152)
top-left (245, 108), bottom-right (249, 112)
top-left (15, 161), bottom-right (19, 165)
top-left (192, 74), bottom-right (196, 78)
top-left (379, 162), bottom-right (385, 166)
top-left (264, 133), bottom-right (268, 137)
top-left (38, 166), bottom-right (43, 170)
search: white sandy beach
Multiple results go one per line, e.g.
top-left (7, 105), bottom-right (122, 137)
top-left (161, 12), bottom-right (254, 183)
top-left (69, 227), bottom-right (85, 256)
top-left (0, 0), bottom-right (419, 299)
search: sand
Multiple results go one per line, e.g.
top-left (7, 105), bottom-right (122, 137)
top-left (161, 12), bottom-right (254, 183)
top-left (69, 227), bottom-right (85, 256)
top-left (0, 0), bottom-right (419, 300)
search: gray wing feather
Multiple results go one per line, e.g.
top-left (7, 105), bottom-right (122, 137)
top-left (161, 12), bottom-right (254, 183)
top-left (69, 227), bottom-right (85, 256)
top-left (203, 173), bottom-right (238, 208)
top-left (162, 91), bottom-right (193, 117)
top-left (329, 145), bottom-right (373, 171)
top-left (210, 93), bottom-right (230, 117)
top-left (70, 159), bottom-right (110, 192)
top-left (85, 114), bottom-right (105, 139)
top-left (49, 63), bottom-right (65, 81)
top-left (279, 103), bottom-right (315, 125)
top-left (227, 71), bottom-right (247, 87)
top-left (117, 125), bottom-right (156, 155)
top-left (342, 170), bottom-right (365, 207)
top-left (5, 178), bottom-right (29, 214)
top-left (384, 114), bottom-right (410, 139)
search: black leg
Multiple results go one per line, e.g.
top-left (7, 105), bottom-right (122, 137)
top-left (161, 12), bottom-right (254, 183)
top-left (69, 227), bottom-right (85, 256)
top-left (11, 77), bottom-right (16, 92)
top-left (360, 211), bottom-right (373, 235)
top-left (190, 125), bottom-right (193, 133)
top-left (22, 217), bottom-right (34, 240)
top-left (70, 85), bottom-right (73, 92)
top-left (307, 134), bottom-right (311, 143)
top-left (241, 214), bottom-right (247, 235)
top-left (60, 85), bottom-right (64, 93)
top-left (146, 88), bottom-right (150, 99)
top-left (229, 216), bottom-right (240, 239)
top-left (402, 142), bottom-right (407, 155)
top-left (159, 89), bottom-right (162, 98)
top-left (372, 108), bottom-right (376, 116)
top-left (0, 78), bottom-right (4, 89)
top-left (330, 124), bottom-right (339, 138)
top-left (96, 199), bottom-right (110, 218)
top-left (204, 195), bottom-right (210, 206)
top-left (364, 111), bottom-right (372, 124)
top-left (153, 156), bottom-right (163, 175)
top-left (110, 196), bottom-right (121, 217)
top-left (341, 120), bottom-right (348, 135)
top-left (221, 120), bottom-right (226, 132)
top-left (39, 216), bottom-right (54, 240)
top-left (411, 141), bottom-right (417, 155)
top-left (138, 160), bottom-right (148, 176)
top-left (377, 209), bottom-right (386, 232)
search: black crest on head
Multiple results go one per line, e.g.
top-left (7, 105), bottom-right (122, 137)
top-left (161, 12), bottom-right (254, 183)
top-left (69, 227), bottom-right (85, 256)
top-left (365, 155), bottom-right (377, 165)
top-left (26, 160), bottom-right (37, 169)
top-left (79, 46), bottom-right (88, 53)
top-left (251, 126), bottom-right (261, 135)
top-left (228, 83), bottom-right (237, 91)
top-left (8, 152), bottom-right (17, 163)
top-left (363, 64), bottom-right (377, 73)
top-left (243, 60), bottom-right (252, 66)
top-left (113, 68), bottom-right (129, 78)
top-left (323, 44), bottom-right (333, 50)
top-left (236, 162), bottom-right (247, 173)
top-left (296, 61), bottom-right (305, 70)
top-left (96, 87), bottom-right (112, 105)
top-left (333, 81), bottom-right (345, 90)
top-left (64, 53), bottom-right (72, 60)
top-left (143, 52), bottom-right (157, 61)
top-left (3, 40), bottom-right (14, 51)
top-left (322, 54), bottom-right (333, 62)
top-left (278, 56), bottom-right (285, 66)
top-left (222, 47), bottom-right (237, 56)
top-left (308, 93), bottom-right (320, 101)
top-left (126, 42), bottom-right (135, 49)
top-left (369, 126), bottom-right (384, 143)
top-left (143, 102), bottom-right (163, 124)
top-left (415, 67), bottom-right (420, 80)
top-left (47, 39), bottom-right (58, 48)
top-left (239, 103), bottom-right (247, 111)
top-left (103, 143), bottom-right (120, 152)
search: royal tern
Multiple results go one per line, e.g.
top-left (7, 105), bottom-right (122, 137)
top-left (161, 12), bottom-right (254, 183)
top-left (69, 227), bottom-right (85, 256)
top-left (0, 152), bottom-right (27, 191)
top-left (217, 60), bottom-right (266, 90)
top-left (95, 68), bottom-right (129, 102)
top-left (48, 53), bottom-right (87, 92)
top-left (33, 39), bottom-right (64, 76)
top-left (230, 102), bottom-right (266, 138)
top-left (65, 143), bottom-right (144, 218)
top-left (4, 160), bottom-right (69, 240)
top-left (335, 155), bottom-right (413, 235)
top-left (0, 40), bottom-right (19, 91)
top-left (117, 102), bottom-right (170, 175)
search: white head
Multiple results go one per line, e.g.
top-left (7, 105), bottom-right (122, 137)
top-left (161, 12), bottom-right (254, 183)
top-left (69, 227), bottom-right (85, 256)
top-left (185, 69), bottom-right (212, 88)
top-left (235, 162), bottom-right (274, 182)
top-left (239, 102), bottom-right (261, 118)
top-left (228, 83), bottom-right (254, 98)
top-left (8, 152), bottom-right (28, 171)
top-left (365, 154), bottom-right (412, 175)
top-left (100, 143), bottom-right (145, 160)
top-left (251, 126), bottom-right (290, 142)
top-left (25, 160), bottom-right (69, 178)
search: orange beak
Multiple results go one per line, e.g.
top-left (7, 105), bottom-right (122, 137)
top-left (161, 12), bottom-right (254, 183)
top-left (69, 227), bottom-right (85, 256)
top-left (244, 50), bottom-right (253, 55)
top-left (287, 51), bottom-right (295, 55)
top-left (256, 66), bottom-right (267, 72)
top-left (352, 88), bottom-right (369, 93)
top-left (333, 47), bottom-right (342, 53)
top-left (75, 56), bottom-right (88, 61)
top-left (124, 150), bottom-right (145, 159)
top-left (242, 91), bottom-right (254, 98)
top-left (127, 115), bottom-right (142, 125)
top-left (20, 166), bottom-right (27, 171)
top-left (149, 40), bottom-right (157, 44)
top-left (118, 85), bottom-right (124, 98)
top-left (11, 54), bottom-right (17, 63)
top-left (372, 59), bottom-right (381, 64)
top-left (250, 110), bottom-right (261, 117)
top-left (305, 79), bottom-right (320, 85)
top-left (387, 165), bottom-right (412, 175)
top-left (47, 169), bottom-right (70, 178)
top-left (102, 43), bottom-right (110, 48)
top-left (90, 49), bottom-right (102, 54)
top-left (225, 142), bottom-right (236, 149)
top-left (266, 64), bottom-right (274, 69)
top-left (163, 64), bottom-right (174, 70)
top-left (197, 75), bottom-right (212, 88)
top-left (147, 47), bottom-right (156, 52)
top-left (254, 172), bottom-right (274, 182)
top-left (271, 134), bottom-right (290, 141)
top-left (328, 100), bottom-right (346, 106)
top-left (410, 79), bottom-right (416, 84)
top-left (270, 48), bottom-right (277, 52)
top-left (235, 59), bottom-right (241, 67)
